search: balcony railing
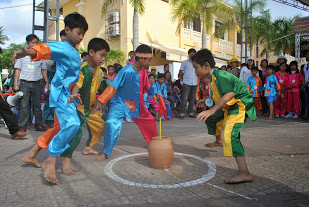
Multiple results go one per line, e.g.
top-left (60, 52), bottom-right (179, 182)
top-left (183, 30), bottom-right (210, 45)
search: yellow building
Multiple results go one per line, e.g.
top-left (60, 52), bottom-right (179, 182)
top-left (47, 0), bottom-right (252, 70)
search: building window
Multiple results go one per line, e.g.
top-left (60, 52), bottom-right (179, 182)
top-left (185, 18), bottom-right (201, 33)
top-left (185, 21), bottom-right (193, 30)
top-left (215, 20), bottom-right (225, 40)
top-left (237, 32), bottom-right (241, 45)
top-left (193, 18), bottom-right (201, 33)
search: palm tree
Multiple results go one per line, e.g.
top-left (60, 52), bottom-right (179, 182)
top-left (104, 49), bottom-right (126, 65)
top-left (252, 10), bottom-right (273, 61)
top-left (170, 0), bottom-right (234, 49)
top-left (102, 0), bottom-right (145, 50)
top-left (271, 16), bottom-right (296, 55)
top-left (0, 26), bottom-right (9, 45)
top-left (215, 0), bottom-right (266, 41)
top-left (252, 10), bottom-right (296, 61)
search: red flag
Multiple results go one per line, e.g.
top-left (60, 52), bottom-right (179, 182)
top-left (158, 94), bottom-right (167, 120)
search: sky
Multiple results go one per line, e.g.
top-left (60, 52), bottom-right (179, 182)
top-left (0, 0), bottom-right (308, 49)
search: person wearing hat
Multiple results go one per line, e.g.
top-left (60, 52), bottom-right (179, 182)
top-left (275, 55), bottom-right (289, 73)
top-left (239, 57), bottom-right (258, 85)
top-left (151, 66), bottom-right (158, 80)
top-left (227, 58), bottom-right (241, 78)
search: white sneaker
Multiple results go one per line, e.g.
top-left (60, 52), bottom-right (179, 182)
top-left (285, 112), bottom-right (293, 118)
top-left (293, 114), bottom-right (299, 119)
top-left (125, 117), bottom-right (133, 123)
top-left (275, 115), bottom-right (279, 118)
top-left (280, 115), bottom-right (285, 117)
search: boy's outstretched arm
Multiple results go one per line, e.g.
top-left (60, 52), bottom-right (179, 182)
top-left (90, 86), bottom-right (116, 114)
top-left (13, 46), bottom-right (37, 63)
top-left (67, 84), bottom-right (81, 103)
top-left (196, 92), bottom-right (235, 122)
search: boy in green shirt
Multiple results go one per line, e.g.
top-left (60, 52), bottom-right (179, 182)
top-left (194, 49), bottom-right (256, 184)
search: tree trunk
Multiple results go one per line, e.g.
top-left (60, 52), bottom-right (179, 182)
top-left (202, 14), bottom-right (207, 49)
top-left (202, 28), bottom-right (207, 49)
top-left (266, 51), bottom-right (269, 62)
top-left (133, 11), bottom-right (139, 51)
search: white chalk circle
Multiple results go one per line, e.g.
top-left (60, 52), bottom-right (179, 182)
top-left (104, 152), bottom-right (216, 188)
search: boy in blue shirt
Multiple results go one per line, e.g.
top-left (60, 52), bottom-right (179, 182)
top-left (17, 13), bottom-right (88, 184)
top-left (156, 73), bottom-right (172, 119)
top-left (264, 65), bottom-right (281, 120)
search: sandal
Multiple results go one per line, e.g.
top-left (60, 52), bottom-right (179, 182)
top-left (179, 116), bottom-right (185, 120)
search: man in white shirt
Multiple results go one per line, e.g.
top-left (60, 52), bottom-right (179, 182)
top-left (239, 57), bottom-right (258, 85)
top-left (303, 51), bottom-right (309, 119)
top-left (179, 49), bottom-right (197, 119)
top-left (14, 34), bottom-right (48, 132)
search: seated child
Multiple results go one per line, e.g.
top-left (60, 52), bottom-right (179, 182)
top-left (247, 67), bottom-right (263, 116)
top-left (105, 65), bottom-right (116, 81)
top-left (155, 73), bottom-right (172, 120)
top-left (144, 74), bottom-right (159, 120)
top-left (194, 49), bottom-right (256, 184)
top-left (196, 77), bottom-right (210, 111)
top-left (264, 65), bottom-right (281, 120)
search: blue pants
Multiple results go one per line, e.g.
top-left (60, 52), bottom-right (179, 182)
top-left (161, 102), bottom-right (172, 119)
top-left (103, 100), bottom-right (157, 156)
top-left (167, 96), bottom-right (175, 110)
top-left (48, 93), bottom-right (80, 157)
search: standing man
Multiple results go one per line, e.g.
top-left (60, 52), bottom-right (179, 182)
top-left (14, 34), bottom-right (48, 132)
top-left (179, 48), bottom-right (197, 119)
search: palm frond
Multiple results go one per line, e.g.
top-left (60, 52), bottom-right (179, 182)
top-left (102, 0), bottom-right (118, 15)
top-left (129, 0), bottom-right (145, 15)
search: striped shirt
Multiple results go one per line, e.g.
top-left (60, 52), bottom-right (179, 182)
top-left (14, 56), bottom-right (47, 81)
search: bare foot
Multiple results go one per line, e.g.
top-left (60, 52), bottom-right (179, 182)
top-left (22, 144), bottom-right (42, 168)
top-left (96, 153), bottom-right (107, 162)
top-left (205, 142), bottom-right (223, 148)
top-left (61, 157), bottom-right (75, 176)
top-left (22, 155), bottom-right (42, 168)
top-left (266, 117), bottom-right (273, 120)
top-left (42, 158), bottom-right (58, 184)
top-left (224, 173), bottom-right (254, 184)
top-left (82, 147), bottom-right (100, 155)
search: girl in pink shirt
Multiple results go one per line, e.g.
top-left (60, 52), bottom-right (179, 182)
top-left (274, 62), bottom-right (289, 117)
top-left (285, 61), bottom-right (303, 118)
top-left (105, 65), bottom-right (116, 81)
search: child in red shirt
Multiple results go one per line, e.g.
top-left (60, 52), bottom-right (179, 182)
top-left (285, 61), bottom-right (303, 118)
top-left (274, 62), bottom-right (289, 117)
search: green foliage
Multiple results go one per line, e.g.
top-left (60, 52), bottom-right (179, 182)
top-left (170, 0), bottom-right (236, 37)
top-left (104, 49), bottom-right (125, 66)
top-left (102, 0), bottom-right (145, 15)
top-left (79, 47), bottom-right (88, 54)
top-left (252, 10), bottom-right (296, 57)
top-left (0, 43), bottom-right (26, 72)
top-left (0, 26), bottom-right (9, 45)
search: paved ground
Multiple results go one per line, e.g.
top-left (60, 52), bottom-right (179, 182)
top-left (0, 116), bottom-right (309, 207)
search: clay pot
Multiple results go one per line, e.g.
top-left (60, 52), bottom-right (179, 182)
top-left (148, 136), bottom-right (174, 169)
